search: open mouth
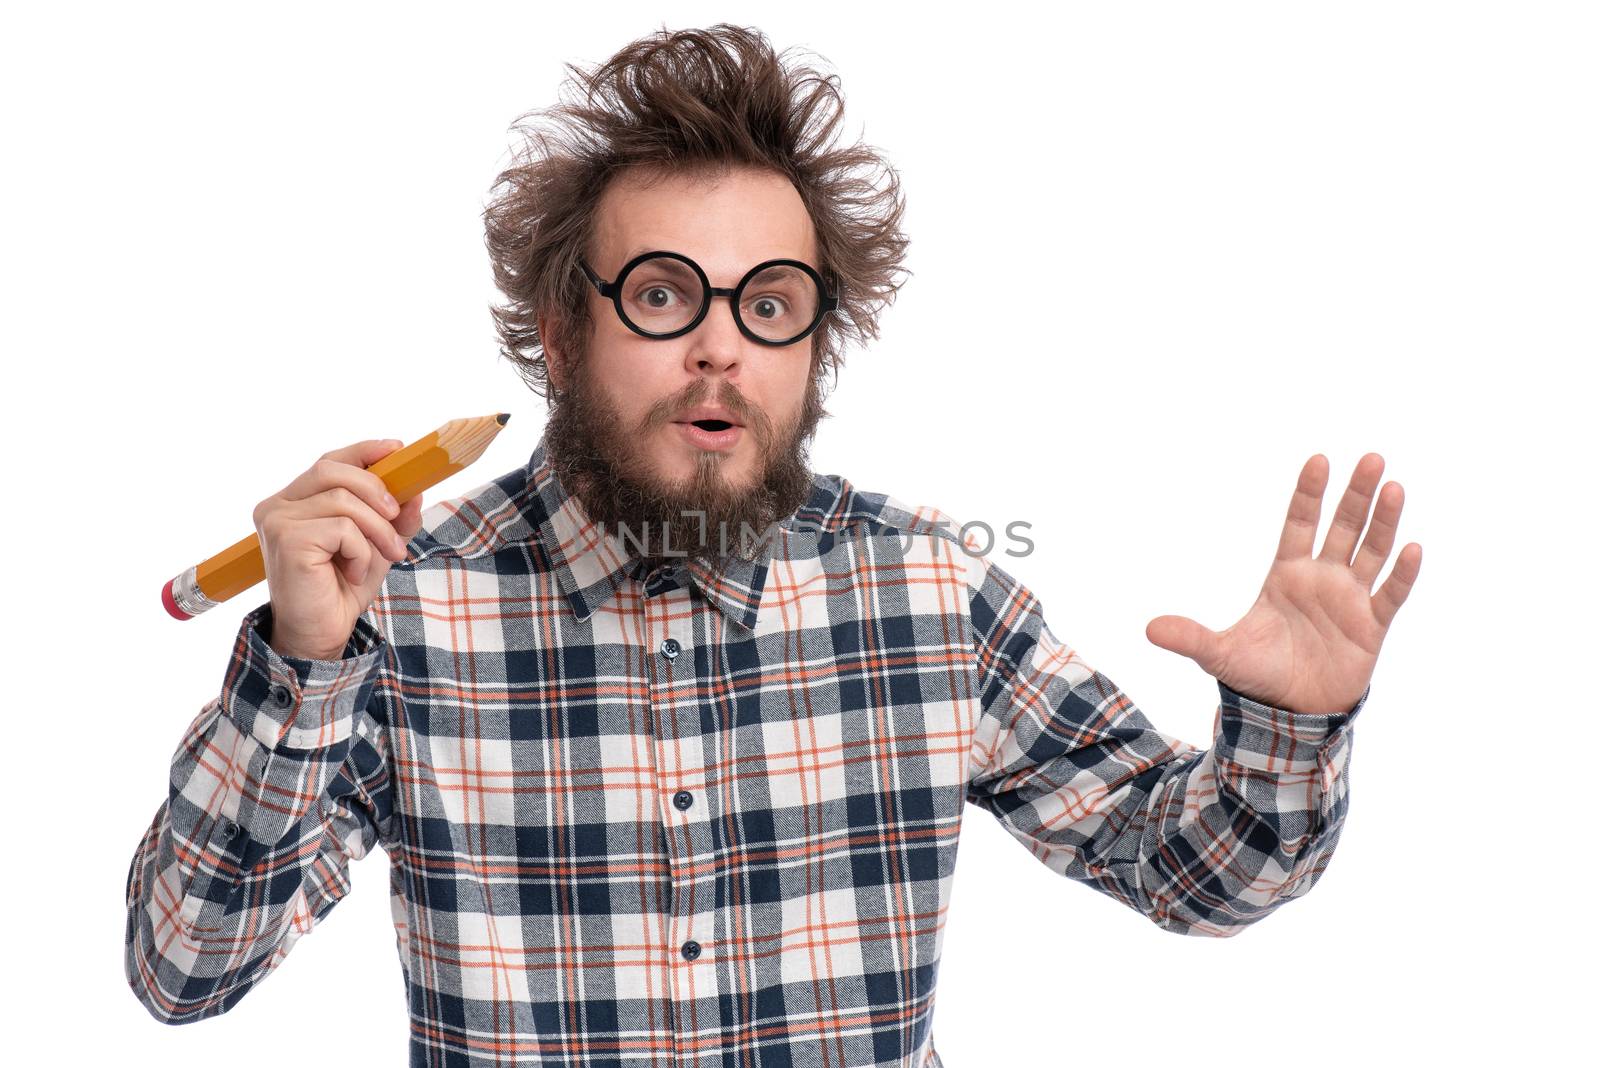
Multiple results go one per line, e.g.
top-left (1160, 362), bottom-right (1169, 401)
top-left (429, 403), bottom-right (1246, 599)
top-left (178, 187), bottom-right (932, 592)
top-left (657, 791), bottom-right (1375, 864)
top-left (690, 419), bottom-right (735, 432)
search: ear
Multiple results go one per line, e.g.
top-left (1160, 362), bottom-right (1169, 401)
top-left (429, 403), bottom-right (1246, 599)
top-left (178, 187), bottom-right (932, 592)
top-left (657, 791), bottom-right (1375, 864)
top-left (538, 312), bottom-right (567, 394)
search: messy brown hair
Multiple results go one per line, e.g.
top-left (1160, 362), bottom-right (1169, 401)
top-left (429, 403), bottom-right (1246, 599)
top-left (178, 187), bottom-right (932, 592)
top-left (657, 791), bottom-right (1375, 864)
top-left (484, 23), bottom-right (910, 403)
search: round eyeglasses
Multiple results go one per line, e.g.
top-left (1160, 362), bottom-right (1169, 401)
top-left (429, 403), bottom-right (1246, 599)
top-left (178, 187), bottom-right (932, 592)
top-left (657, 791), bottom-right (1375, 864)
top-left (579, 251), bottom-right (841, 347)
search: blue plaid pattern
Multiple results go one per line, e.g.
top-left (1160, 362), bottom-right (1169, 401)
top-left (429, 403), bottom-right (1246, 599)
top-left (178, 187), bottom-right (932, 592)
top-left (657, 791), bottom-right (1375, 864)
top-left (126, 438), bottom-right (1368, 1066)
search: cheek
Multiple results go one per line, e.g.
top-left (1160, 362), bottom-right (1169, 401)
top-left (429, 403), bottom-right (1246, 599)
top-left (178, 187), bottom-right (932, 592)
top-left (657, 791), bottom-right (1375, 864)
top-left (770, 359), bottom-right (814, 419)
top-left (587, 344), bottom-right (671, 421)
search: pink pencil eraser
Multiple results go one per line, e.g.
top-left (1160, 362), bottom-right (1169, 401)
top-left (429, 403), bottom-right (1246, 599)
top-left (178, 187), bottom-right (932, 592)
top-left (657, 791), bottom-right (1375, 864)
top-left (162, 577), bottom-right (192, 620)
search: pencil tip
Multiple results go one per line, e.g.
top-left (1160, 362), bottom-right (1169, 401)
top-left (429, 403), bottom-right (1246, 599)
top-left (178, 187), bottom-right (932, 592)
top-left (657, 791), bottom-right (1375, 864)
top-left (496, 412), bottom-right (511, 426)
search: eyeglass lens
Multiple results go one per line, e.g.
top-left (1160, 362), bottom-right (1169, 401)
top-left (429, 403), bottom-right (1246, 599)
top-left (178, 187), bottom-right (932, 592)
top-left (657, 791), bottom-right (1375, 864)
top-left (619, 254), bottom-right (822, 343)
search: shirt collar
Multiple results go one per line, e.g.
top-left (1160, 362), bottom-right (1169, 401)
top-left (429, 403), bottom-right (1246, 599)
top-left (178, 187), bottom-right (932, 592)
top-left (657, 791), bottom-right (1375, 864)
top-left (524, 437), bottom-right (798, 631)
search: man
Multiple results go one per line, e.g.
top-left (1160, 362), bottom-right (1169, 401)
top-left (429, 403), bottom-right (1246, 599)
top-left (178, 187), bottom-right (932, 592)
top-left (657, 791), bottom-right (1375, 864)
top-left (125, 23), bottom-right (1420, 1068)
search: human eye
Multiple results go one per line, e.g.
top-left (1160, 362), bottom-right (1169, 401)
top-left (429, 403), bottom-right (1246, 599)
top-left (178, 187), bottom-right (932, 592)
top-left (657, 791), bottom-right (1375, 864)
top-left (744, 294), bottom-right (790, 321)
top-left (633, 283), bottom-right (688, 309)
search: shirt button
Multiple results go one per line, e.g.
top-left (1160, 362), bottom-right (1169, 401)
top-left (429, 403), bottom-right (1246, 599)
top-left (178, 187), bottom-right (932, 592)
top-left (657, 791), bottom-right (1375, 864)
top-left (673, 790), bottom-right (694, 811)
top-left (269, 684), bottom-right (292, 709)
top-left (680, 940), bottom-right (701, 961)
top-left (659, 638), bottom-right (680, 661)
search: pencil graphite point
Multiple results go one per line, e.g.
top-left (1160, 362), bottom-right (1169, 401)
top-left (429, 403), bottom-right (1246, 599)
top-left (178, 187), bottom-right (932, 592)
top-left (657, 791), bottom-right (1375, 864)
top-left (497, 412), bottom-right (511, 426)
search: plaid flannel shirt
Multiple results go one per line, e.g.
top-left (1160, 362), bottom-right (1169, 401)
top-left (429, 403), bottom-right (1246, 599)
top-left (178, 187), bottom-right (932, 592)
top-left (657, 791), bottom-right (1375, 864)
top-left (126, 438), bottom-right (1367, 1067)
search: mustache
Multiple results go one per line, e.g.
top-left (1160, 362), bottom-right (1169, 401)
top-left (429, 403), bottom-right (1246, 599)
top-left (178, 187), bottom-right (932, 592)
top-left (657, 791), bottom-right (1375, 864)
top-left (640, 379), bottom-right (772, 449)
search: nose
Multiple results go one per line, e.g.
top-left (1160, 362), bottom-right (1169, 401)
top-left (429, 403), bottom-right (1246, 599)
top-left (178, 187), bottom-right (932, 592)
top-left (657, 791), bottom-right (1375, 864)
top-left (683, 294), bottom-right (744, 378)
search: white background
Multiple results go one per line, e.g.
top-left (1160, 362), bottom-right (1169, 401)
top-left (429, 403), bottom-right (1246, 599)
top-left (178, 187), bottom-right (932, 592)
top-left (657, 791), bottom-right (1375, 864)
top-left (2, 2), bottom-right (1595, 1064)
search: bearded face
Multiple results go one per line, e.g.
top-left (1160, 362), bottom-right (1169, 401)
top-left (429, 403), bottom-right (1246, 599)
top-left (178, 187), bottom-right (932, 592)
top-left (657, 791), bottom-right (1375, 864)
top-left (537, 167), bottom-right (834, 566)
top-left (543, 349), bottom-right (826, 568)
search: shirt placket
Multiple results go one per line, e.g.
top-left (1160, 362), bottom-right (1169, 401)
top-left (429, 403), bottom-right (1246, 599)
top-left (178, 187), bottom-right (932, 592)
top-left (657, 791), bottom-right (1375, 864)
top-left (641, 563), bottom-right (722, 1067)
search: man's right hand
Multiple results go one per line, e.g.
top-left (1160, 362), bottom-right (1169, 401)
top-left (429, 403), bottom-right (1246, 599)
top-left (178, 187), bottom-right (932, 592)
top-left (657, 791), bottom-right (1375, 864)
top-left (253, 438), bottom-right (425, 661)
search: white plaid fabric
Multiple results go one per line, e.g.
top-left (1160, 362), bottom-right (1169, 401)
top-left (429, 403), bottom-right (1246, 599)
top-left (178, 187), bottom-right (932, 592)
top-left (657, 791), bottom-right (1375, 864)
top-left (126, 438), bottom-right (1368, 1067)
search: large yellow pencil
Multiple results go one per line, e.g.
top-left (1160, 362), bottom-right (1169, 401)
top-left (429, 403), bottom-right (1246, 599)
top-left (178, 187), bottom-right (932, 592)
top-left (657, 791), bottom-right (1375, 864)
top-left (162, 412), bottom-right (512, 620)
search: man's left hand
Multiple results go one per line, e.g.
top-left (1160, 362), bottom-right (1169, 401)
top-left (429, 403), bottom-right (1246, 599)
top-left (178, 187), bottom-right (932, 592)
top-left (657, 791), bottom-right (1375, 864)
top-left (1146, 453), bottom-right (1421, 717)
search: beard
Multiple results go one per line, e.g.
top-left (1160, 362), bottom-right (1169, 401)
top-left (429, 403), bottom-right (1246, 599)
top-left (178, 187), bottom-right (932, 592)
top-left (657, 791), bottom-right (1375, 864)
top-left (542, 354), bottom-right (827, 569)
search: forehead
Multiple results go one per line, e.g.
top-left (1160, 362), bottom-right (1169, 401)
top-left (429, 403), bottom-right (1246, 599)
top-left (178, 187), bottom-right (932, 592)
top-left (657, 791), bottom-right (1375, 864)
top-left (592, 165), bottom-right (818, 281)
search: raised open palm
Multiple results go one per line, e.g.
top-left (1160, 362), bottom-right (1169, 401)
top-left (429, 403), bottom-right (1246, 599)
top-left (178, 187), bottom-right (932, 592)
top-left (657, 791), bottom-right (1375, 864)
top-left (1146, 453), bottom-right (1421, 716)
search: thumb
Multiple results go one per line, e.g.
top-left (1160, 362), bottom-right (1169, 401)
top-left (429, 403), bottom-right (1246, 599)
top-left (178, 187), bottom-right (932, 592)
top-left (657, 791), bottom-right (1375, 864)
top-left (369, 440), bottom-right (424, 539)
top-left (395, 492), bottom-right (426, 539)
top-left (1146, 614), bottom-right (1225, 674)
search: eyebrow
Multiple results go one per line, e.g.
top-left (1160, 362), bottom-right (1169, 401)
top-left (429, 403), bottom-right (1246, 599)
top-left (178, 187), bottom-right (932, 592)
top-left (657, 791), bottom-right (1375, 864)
top-left (609, 247), bottom-right (816, 277)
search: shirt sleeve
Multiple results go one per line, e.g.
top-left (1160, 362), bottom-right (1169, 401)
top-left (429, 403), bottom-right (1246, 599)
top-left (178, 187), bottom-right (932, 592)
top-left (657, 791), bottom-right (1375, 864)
top-left (124, 600), bottom-right (396, 1022)
top-left (962, 555), bottom-right (1367, 937)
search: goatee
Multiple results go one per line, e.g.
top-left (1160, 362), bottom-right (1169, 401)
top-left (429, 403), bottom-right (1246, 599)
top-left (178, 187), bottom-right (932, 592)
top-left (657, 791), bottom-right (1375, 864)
top-left (543, 363), bottom-right (826, 569)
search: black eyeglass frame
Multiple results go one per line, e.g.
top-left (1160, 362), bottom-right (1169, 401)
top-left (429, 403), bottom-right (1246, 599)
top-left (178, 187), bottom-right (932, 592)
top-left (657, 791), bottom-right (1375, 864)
top-left (579, 250), bottom-right (841, 347)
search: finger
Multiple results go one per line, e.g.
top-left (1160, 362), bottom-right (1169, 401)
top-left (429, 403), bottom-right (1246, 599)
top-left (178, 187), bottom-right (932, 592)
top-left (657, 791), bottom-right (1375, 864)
top-left (281, 445), bottom-right (403, 526)
top-left (1372, 542), bottom-right (1422, 630)
top-left (1274, 454), bottom-right (1329, 562)
top-left (353, 499), bottom-right (425, 598)
top-left (394, 492), bottom-right (426, 540)
top-left (283, 487), bottom-right (410, 562)
top-left (1351, 481), bottom-right (1405, 589)
top-left (1318, 452), bottom-right (1385, 567)
top-left (319, 437), bottom-right (404, 468)
top-left (299, 514), bottom-right (377, 587)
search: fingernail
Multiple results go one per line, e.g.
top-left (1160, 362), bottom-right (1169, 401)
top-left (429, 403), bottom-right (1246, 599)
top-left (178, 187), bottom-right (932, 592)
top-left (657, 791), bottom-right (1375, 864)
top-left (383, 493), bottom-right (399, 515)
